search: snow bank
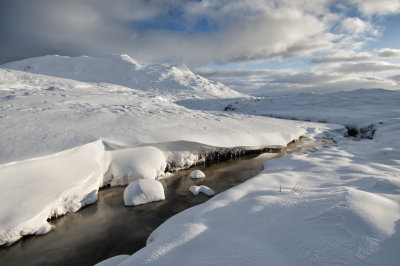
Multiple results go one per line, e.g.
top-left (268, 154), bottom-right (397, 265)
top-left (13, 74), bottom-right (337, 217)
top-left (104, 147), bottom-right (166, 186)
top-left (190, 170), bottom-right (205, 179)
top-left (111, 136), bottom-right (400, 266)
top-left (0, 140), bottom-right (107, 246)
top-left (189, 185), bottom-right (215, 196)
top-left (124, 179), bottom-right (165, 206)
top-left (94, 255), bottom-right (130, 266)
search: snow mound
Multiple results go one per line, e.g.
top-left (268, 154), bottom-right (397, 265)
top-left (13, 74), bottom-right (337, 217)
top-left (124, 179), bottom-right (165, 206)
top-left (189, 185), bottom-right (215, 196)
top-left (1, 54), bottom-right (243, 100)
top-left (190, 170), bottom-right (205, 179)
top-left (0, 140), bottom-right (108, 246)
top-left (104, 147), bottom-right (166, 186)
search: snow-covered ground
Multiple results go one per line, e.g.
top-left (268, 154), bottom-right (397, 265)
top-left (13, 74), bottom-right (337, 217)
top-left (1, 54), bottom-right (399, 265)
top-left (0, 55), bottom-right (341, 246)
top-left (102, 91), bottom-right (400, 264)
top-left (177, 88), bottom-right (399, 135)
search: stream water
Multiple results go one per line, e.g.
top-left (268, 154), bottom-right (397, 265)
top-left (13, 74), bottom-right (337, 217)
top-left (0, 138), bottom-right (334, 266)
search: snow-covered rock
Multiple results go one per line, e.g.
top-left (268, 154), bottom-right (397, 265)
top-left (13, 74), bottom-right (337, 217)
top-left (124, 179), bottom-right (166, 206)
top-left (189, 185), bottom-right (215, 196)
top-left (190, 170), bottom-right (206, 179)
top-left (104, 146), bottom-right (166, 186)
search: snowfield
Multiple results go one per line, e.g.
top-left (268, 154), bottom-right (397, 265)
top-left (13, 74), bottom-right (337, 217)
top-left (102, 89), bottom-right (400, 266)
top-left (1, 54), bottom-right (400, 265)
top-left (0, 55), bottom-right (341, 246)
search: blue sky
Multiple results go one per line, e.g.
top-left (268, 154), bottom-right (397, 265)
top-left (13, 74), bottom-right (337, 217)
top-left (0, 0), bottom-right (400, 94)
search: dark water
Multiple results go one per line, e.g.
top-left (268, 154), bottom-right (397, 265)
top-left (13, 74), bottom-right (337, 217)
top-left (0, 138), bottom-right (334, 266)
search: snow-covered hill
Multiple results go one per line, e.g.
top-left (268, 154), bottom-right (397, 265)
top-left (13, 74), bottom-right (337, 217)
top-left (1, 54), bottom-right (243, 100)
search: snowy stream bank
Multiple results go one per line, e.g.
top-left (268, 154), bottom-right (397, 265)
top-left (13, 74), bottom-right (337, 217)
top-left (0, 138), bottom-right (334, 266)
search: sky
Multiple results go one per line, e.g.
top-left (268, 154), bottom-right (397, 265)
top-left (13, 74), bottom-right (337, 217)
top-left (0, 0), bottom-right (400, 94)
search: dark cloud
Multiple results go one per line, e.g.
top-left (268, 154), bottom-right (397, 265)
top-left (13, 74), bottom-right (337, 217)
top-left (389, 73), bottom-right (400, 81)
top-left (377, 48), bottom-right (400, 58)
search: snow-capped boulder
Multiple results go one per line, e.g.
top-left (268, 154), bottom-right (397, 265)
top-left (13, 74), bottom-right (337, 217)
top-left (190, 170), bottom-right (206, 179)
top-left (189, 185), bottom-right (215, 196)
top-left (124, 179), bottom-right (165, 206)
top-left (104, 146), bottom-right (166, 186)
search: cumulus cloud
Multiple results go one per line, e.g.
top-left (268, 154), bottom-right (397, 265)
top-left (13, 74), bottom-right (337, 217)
top-left (350, 0), bottom-right (400, 15)
top-left (338, 17), bottom-right (378, 36)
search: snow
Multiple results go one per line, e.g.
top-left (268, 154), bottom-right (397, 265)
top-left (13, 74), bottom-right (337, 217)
top-left (3, 54), bottom-right (399, 265)
top-left (0, 140), bottom-right (107, 246)
top-left (1, 54), bottom-right (243, 101)
top-left (0, 55), bottom-right (343, 246)
top-left (177, 88), bottom-right (399, 133)
top-left (94, 255), bottom-right (130, 266)
top-left (123, 179), bottom-right (165, 206)
top-left (103, 89), bottom-right (400, 266)
top-left (189, 185), bottom-right (215, 196)
top-left (190, 170), bottom-right (205, 179)
top-left (0, 66), bottom-right (342, 165)
top-left (104, 147), bottom-right (166, 186)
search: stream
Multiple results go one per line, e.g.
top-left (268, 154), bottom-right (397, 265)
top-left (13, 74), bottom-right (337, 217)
top-left (0, 138), bottom-right (334, 266)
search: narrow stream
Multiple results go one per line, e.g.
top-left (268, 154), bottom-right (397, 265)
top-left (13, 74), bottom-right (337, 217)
top-left (0, 138), bottom-right (334, 266)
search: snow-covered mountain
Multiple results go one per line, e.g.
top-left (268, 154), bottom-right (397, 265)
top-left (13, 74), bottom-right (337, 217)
top-left (1, 54), bottom-right (243, 100)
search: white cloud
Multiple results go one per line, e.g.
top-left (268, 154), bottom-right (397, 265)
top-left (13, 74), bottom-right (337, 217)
top-left (314, 61), bottom-right (400, 74)
top-left (312, 48), bottom-right (400, 64)
top-left (339, 17), bottom-right (378, 36)
top-left (350, 0), bottom-right (400, 15)
top-left (197, 65), bottom-right (400, 94)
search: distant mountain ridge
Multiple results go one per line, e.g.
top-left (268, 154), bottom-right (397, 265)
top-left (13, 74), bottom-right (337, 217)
top-left (1, 54), bottom-right (244, 100)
